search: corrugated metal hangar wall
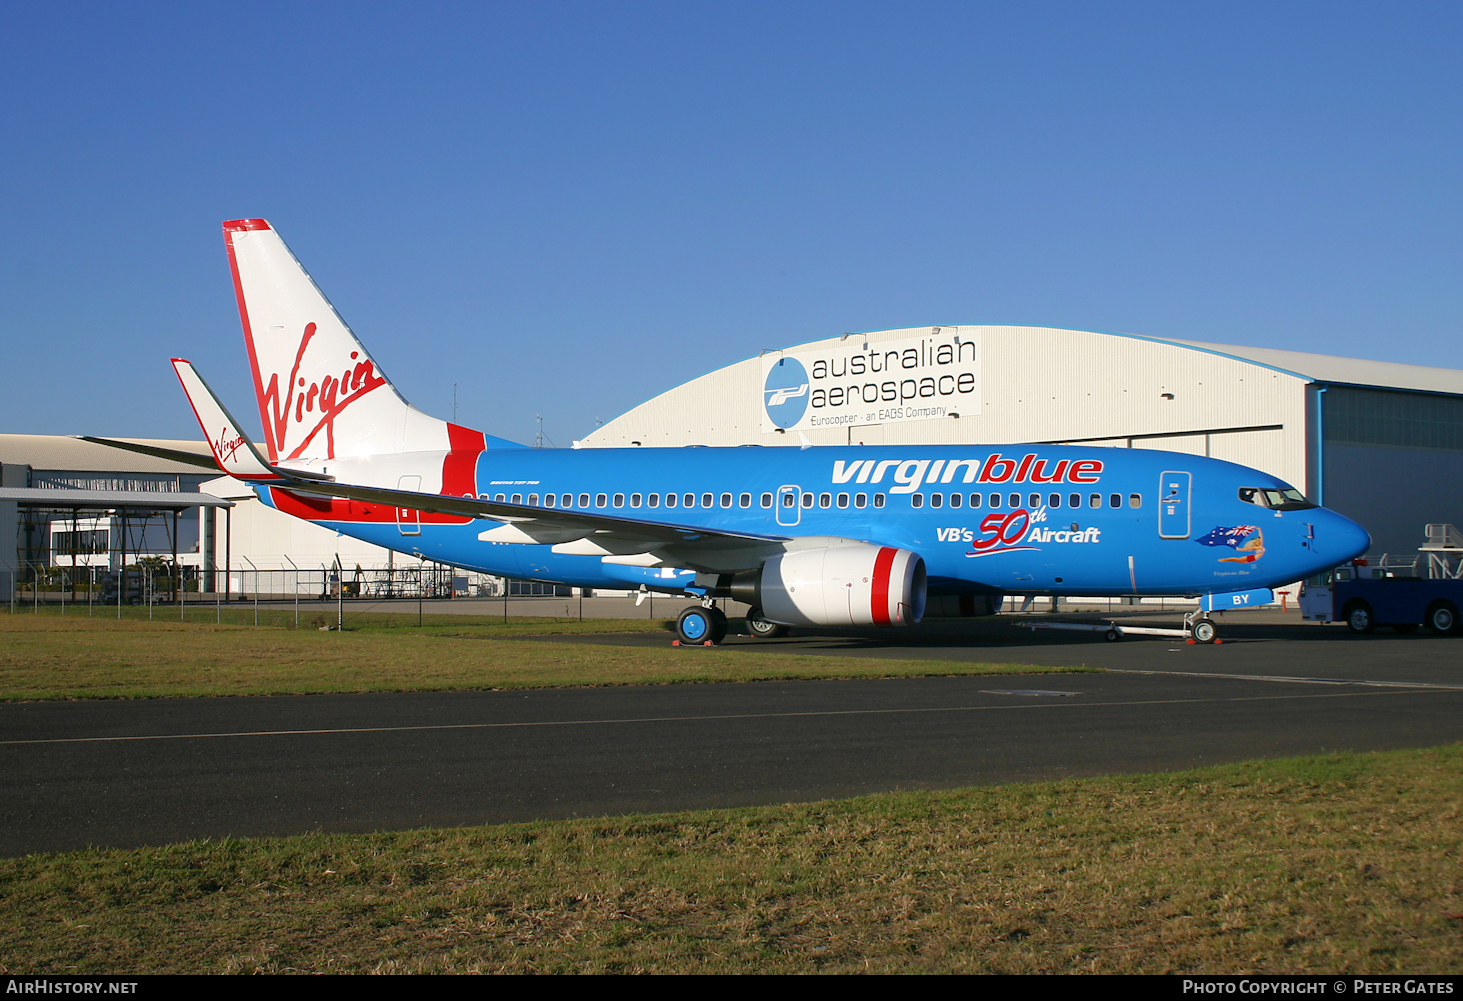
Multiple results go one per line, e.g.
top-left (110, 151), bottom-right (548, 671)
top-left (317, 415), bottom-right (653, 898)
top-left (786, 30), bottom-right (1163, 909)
top-left (582, 325), bottom-right (1463, 556)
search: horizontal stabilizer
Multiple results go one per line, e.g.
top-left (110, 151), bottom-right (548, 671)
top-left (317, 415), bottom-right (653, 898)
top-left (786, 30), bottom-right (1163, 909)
top-left (77, 437), bottom-right (223, 471)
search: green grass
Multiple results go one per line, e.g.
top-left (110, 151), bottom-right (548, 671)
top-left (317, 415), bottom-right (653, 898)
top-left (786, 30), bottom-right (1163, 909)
top-left (0, 614), bottom-right (1073, 700)
top-left (2, 746), bottom-right (1459, 974)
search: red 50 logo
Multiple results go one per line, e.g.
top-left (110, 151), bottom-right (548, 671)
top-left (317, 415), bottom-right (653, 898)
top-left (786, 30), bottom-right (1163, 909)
top-left (970, 509), bottom-right (1031, 551)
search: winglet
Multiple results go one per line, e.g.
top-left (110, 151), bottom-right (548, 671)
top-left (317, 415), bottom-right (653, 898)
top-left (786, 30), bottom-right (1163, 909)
top-left (171, 358), bottom-right (285, 480)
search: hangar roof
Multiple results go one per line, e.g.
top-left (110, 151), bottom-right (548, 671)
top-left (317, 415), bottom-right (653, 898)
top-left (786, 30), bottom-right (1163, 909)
top-left (1162, 339), bottom-right (1463, 397)
top-left (0, 435), bottom-right (212, 474)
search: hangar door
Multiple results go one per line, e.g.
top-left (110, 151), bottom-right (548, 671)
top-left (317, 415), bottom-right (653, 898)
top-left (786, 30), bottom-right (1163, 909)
top-left (1158, 471), bottom-right (1191, 539)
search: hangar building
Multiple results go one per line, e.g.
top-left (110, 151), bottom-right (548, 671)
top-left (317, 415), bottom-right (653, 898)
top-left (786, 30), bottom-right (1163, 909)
top-left (581, 325), bottom-right (1463, 556)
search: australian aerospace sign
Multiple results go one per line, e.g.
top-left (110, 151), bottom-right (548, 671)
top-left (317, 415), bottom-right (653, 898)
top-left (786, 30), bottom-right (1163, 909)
top-left (761, 328), bottom-right (981, 433)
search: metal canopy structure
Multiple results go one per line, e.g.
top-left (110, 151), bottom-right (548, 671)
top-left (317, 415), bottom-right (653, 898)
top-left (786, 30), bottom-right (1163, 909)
top-left (0, 489), bottom-right (235, 604)
top-left (0, 488), bottom-right (234, 510)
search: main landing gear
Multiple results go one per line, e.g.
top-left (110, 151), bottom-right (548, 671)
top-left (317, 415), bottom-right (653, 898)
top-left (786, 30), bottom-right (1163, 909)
top-left (746, 607), bottom-right (789, 639)
top-left (676, 604), bottom-right (728, 645)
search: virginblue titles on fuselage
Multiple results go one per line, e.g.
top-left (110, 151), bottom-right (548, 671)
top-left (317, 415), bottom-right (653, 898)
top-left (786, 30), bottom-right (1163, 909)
top-left (832, 453), bottom-right (1103, 494)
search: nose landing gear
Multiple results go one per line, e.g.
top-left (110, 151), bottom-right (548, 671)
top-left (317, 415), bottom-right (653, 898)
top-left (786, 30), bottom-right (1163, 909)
top-left (675, 604), bottom-right (728, 645)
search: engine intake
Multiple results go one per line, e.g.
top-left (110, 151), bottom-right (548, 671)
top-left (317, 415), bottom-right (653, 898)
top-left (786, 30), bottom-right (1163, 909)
top-left (728, 543), bottom-right (926, 627)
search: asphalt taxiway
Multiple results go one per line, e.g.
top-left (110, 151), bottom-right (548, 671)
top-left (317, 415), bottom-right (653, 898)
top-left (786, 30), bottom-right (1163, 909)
top-left (3, 612), bottom-right (1459, 856)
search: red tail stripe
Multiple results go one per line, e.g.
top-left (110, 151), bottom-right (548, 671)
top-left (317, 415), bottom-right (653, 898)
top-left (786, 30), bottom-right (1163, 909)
top-left (871, 546), bottom-right (898, 626)
top-left (222, 224), bottom-right (275, 462)
top-left (443, 423), bottom-right (486, 497)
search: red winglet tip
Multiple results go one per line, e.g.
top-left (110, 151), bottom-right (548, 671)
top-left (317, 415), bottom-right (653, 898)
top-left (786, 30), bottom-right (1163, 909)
top-left (222, 219), bottom-right (271, 233)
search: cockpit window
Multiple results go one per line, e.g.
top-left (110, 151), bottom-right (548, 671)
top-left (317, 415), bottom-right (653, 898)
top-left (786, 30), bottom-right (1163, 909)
top-left (1239, 486), bottom-right (1317, 511)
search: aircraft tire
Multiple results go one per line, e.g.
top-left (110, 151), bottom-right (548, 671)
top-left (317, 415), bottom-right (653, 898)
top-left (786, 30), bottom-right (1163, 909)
top-left (676, 607), bottom-right (713, 644)
top-left (746, 608), bottom-right (788, 639)
top-left (1191, 618), bottom-right (1217, 644)
top-left (707, 606), bottom-right (728, 644)
top-left (1104, 628), bottom-right (1120, 642)
top-left (676, 606), bottom-right (728, 645)
top-left (1426, 601), bottom-right (1458, 636)
top-left (1344, 601), bottom-right (1375, 634)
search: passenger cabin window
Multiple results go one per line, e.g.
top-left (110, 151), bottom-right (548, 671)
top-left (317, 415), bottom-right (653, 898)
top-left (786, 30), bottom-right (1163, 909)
top-left (561, 494), bottom-right (572, 508)
top-left (721, 493), bottom-right (733, 508)
top-left (989, 494), bottom-right (1002, 509)
top-left (740, 493), bottom-right (751, 508)
top-left (630, 493), bottom-right (642, 508)
top-left (701, 493), bottom-right (713, 508)
top-left (684, 493), bottom-right (695, 508)
top-left (873, 493), bottom-right (886, 508)
top-left (1069, 493), bottom-right (1081, 508)
top-left (1048, 494), bottom-right (1061, 508)
top-left (782, 491), bottom-right (796, 508)
top-left (665, 493), bottom-right (677, 508)
top-left (1089, 494), bottom-right (1101, 508)
top-left (596, 493), bottom-right (607, 508)
top-left (854, 493), bottom-right (867, 508)
top-left (949, 493), bottom-right (961, 508)
top-left (761, 493), bottom-right (773, 508)
top-left (802, 493), bottom-right (814, 508)
top-left (1109, 493), bottom-right (1121, 508)
top-left (528, 494), bottom-right (539, 506)
top-left (648, 493), bottom-right (659, 507)
top-left (495, 493), bottom-right (506, 502)
top-left (1029, 493), bottom-right (1041, 508)
top-left (578, 493), bottom-right (590, 508)
top-left (543, 494), bottom-right (555, 508)
top-left (1008, 493), bottom-right (1020, 509)
top-left (970, 493), bottom-right (982, 508)
top-left (1129, 493), bottom-right (1142, 508)
top-left (911, 494), bottom-right (924, 508)
top-left (511, 493), bottom-right (522, 505)
top-left (819, 493), bottom-right (831, 508)
top-left (613, 493), bottom-right (625, 507)
top-left (930, 493), bottom-right (942, 508)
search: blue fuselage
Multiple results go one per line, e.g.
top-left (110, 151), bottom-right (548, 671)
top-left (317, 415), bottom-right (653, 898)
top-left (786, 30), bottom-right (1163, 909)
top-left (261, 444), bottom-right (1370, 598)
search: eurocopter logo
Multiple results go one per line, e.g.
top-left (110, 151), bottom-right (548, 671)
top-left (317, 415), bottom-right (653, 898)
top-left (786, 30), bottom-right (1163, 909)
top-left (260, 322), bottom-right (388, 461)
top-left (764, 356), bottom-right (810, 429)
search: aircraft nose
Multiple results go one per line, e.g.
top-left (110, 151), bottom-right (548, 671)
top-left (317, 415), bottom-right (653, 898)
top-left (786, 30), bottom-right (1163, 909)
top-left (1318, 509), bottom-right (1370, 565)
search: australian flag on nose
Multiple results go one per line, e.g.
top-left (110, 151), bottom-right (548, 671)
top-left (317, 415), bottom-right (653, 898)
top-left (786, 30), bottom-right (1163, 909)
top-left (1197, 525), bottom-right (1259, 549)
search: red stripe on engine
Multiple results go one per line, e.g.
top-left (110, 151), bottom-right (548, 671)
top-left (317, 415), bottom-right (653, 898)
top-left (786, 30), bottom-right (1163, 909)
top-left (871, 546), bottom-right (898, 626)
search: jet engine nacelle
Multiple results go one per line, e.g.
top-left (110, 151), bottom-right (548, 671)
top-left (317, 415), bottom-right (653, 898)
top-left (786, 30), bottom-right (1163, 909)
top-left (730, 542), bottom-right (927, 627)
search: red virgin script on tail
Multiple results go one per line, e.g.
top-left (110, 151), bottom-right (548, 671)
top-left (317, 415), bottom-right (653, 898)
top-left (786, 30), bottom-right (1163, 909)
top-left (261, 323), bottom-right (387, 460)
top-left (213, 427), bottom-right (246, 466)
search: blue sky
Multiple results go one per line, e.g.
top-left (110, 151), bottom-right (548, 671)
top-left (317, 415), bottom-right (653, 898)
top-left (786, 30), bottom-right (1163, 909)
top-left (2, 2), bottom-right (1459, 445)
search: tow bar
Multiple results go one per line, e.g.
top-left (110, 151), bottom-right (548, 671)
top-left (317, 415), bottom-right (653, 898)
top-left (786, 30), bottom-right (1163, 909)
top-left (1018, 610), bottom-right (1221, 644)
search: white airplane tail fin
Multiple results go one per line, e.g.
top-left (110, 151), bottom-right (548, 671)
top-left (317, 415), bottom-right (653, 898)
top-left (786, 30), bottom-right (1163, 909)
top-left (223, 219), bottom-right (458, 463)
